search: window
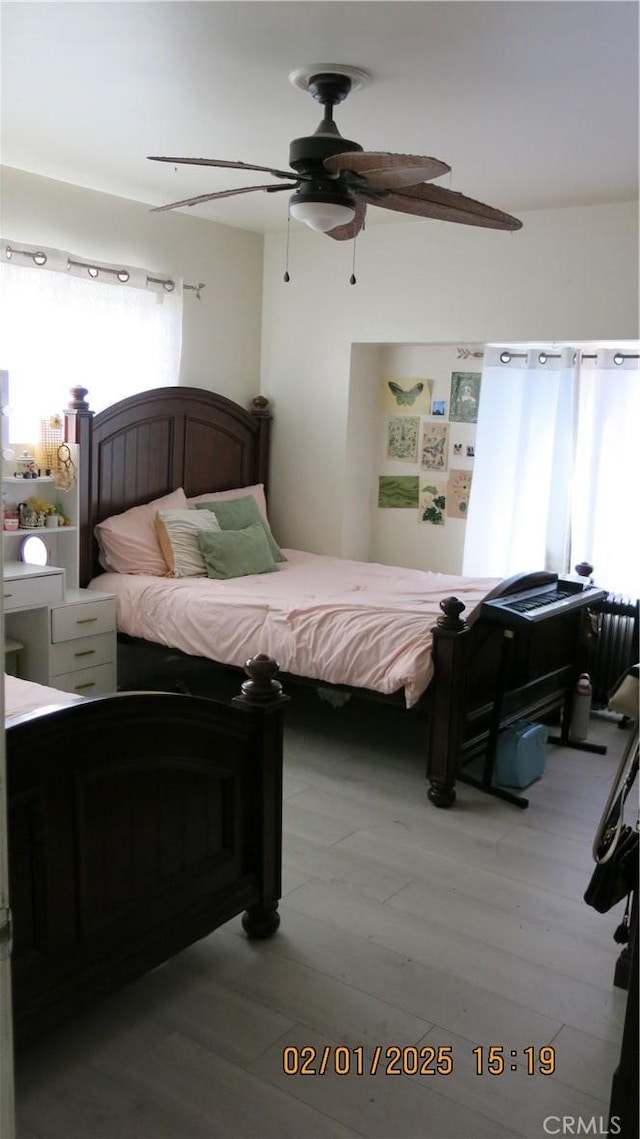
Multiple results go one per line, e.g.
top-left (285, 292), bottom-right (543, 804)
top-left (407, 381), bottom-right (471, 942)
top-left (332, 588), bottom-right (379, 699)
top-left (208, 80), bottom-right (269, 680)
top-left (463, 345), bottom-right (640, 597)
top-left (0, 242), bottom-right (183, 441)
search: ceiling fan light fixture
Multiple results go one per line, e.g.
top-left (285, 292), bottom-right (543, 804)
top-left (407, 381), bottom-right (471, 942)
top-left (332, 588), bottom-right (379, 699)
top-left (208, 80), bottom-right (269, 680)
top-left (289, 191), bottom-right (355, 232)
top-left (290, 200), bottom-right (355, 232)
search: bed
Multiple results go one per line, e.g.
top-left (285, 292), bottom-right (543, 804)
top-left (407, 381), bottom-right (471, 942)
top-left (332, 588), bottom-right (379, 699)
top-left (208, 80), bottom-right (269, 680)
top-left (5, 660), bottom-right (286, 1047)
top-left (69, 384), bottom-right (602, 809)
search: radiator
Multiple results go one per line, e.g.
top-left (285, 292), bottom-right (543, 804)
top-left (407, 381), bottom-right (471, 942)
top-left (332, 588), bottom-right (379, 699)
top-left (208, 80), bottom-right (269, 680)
top-left (591, 595), bottom-right (639, 708)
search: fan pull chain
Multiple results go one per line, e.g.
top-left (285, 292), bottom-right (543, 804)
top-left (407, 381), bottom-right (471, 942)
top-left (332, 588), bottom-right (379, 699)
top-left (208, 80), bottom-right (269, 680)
top-left (350, 235), bottom-right (357, 285)
top-left (283, 212), bottom-right (291, 283)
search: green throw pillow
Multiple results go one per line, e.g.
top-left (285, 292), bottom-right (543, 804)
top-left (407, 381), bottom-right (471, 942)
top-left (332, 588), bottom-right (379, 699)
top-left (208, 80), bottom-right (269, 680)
top-left (197, 522), bottom-right (277, 579)
top-left (195, 496), bottom-right (286, 562)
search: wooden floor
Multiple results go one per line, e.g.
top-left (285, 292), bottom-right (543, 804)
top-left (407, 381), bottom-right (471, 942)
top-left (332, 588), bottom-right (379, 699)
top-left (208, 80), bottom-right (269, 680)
top-left (15, 692), bottom-right (631, 1139)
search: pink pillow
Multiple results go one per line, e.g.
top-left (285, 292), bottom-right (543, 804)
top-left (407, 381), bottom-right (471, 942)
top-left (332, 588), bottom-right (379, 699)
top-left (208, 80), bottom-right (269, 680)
top-left (95, 488), bottom-right (188, 575)
top-left (186, 483), bottom-right (268, 520)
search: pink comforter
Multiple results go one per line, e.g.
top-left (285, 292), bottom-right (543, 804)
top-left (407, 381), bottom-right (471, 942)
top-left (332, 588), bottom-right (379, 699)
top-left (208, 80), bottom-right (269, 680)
top-left (5, 675), bottom-right (83, 721)
top-left (89, 550), bottom-right (500, 708)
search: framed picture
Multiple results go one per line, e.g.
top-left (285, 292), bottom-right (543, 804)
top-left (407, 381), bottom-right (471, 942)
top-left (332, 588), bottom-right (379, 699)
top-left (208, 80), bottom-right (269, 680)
top-left (386, 416), bottom-right (419, 462)
top-left (420, 421), bottom-right (449, 472)
top-left (449, 372), bottom-right (481, 423)
top-left (382, 377), bottom-right (432, 415)
top-left (431, 399), bottom-right (447, 417)
top-left (378, 475), bottom-right (420, 508)
top-left (447, 468), bottom-right (473, 518)
top-left (420, 483), bottom-right (447, 525)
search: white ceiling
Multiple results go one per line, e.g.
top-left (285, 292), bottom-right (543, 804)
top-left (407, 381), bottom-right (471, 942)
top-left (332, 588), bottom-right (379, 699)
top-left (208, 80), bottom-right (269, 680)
top-left (1, 1), bottom-right (638, 233)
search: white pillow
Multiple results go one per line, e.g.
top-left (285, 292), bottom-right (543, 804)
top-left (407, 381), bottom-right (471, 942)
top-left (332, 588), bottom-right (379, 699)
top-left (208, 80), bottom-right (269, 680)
top-left (155, 508), bottom-right (222, 577)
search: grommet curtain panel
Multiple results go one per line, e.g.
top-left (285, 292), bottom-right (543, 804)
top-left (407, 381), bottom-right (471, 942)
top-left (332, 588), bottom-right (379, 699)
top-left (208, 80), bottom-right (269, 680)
top-left (0, 243), bottom-right (183, 441)
top-left (462, 346), bottom-right (639, 597)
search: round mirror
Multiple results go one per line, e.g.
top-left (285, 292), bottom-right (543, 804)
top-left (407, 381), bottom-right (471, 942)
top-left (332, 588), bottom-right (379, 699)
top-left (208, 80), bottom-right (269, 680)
top-left (19, 535), bottom-right (48, 566)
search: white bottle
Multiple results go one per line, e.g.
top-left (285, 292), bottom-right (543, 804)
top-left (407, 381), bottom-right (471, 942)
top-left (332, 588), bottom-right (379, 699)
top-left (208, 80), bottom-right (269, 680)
top-left (570, 673), bottom-right (592, 740)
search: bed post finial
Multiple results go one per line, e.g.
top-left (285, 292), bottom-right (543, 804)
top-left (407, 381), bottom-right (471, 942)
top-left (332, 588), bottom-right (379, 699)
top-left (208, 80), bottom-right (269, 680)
top-left (250, 395), bottom-right (270, 418)
top-left (68, 386), bottom-right (90, 411)
top-left (235, 654), bottom-right (287, 706)
top-left (574, 561), bottom-right (594, 581)
top-left (437, 596), bottom-right (467, 629)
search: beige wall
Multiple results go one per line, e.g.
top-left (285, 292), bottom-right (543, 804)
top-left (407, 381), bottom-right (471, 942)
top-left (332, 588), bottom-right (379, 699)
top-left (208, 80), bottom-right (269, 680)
top-left (0, 166), bottom-right (264, 407)
top-left (261, 202), bottom-right (639, 558)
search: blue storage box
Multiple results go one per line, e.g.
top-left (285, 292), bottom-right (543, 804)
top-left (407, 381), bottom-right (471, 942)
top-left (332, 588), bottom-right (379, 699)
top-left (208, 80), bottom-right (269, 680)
top-left (494, 722), bottom-right (548, 789)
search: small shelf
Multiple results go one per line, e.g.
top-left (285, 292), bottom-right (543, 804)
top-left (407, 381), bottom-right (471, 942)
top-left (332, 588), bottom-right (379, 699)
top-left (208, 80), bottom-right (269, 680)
top-left (3, 476), bottom-right (55, 483)
top-left (4, 526), bottom-right (77, 536)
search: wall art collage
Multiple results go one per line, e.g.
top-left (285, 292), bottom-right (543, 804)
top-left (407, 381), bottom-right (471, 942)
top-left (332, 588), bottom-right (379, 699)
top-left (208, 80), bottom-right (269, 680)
top-left (378, 372), bottom-right (480, 525)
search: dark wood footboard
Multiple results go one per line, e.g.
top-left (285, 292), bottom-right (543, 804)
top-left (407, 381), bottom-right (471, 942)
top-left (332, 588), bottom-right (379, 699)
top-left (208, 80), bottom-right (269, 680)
top-left (8, 657), bottom-right (287, 1046)
top-left (426, 573), bottom-right (606, 807)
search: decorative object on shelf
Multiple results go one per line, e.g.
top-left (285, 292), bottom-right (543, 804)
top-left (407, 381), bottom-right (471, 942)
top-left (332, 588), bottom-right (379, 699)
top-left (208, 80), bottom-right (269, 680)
top-left (14, 451), bottom-right (38, 479)
top-left (55, 443), bottom-right (77, 491)
top-left (3, 509), bottom-right (19, 531)
top-left (36, 414), bottom-right (64, 477)
top-left (18, 502), bottom-right (42, 529)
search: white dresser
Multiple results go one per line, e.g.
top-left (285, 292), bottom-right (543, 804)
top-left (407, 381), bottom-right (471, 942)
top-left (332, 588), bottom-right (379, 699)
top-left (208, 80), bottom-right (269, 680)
top-left (4, 564), bottom-right (117, 695)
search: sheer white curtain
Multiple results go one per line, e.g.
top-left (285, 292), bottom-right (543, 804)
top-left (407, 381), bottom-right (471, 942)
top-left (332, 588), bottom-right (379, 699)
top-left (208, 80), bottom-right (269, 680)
top-left (571, 351), bottom-right (640, 596)
top-left (462, 346), bottom-right (578, 578)
top-left (0, 246), bottom-right (182, 440)
top-left (463, 345), bottom-right (640, 597)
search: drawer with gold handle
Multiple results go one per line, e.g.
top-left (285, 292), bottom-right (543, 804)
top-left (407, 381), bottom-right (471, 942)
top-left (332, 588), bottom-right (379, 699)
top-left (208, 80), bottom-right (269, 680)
top-left (50, 631), bottom-right (116, 678)
top-left (3, 572), bottom-right (64, 612)
top-left (51, 597), bottom-right (116, 643)
top-left (51, 662), bottom-right (117, 696)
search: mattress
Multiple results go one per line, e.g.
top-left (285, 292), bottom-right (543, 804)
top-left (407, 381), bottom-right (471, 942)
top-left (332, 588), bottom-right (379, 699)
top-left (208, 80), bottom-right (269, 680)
top-left (89, 549), bottom-right (500, 707)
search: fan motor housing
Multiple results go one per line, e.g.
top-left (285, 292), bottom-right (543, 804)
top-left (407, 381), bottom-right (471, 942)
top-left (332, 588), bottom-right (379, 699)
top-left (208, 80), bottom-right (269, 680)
top-left (289, 133), bottom-right (363, 176)
top-left (289, 178), bottom-right (356, 212)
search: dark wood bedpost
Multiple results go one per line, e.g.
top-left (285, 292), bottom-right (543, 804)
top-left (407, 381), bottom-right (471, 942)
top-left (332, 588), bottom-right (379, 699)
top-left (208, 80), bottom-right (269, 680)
top-left (427, 597), bottom-right (470, 808)
top-left (250, 396), bottom-right (272, 498)
top-left (64, 387), bottom-right (94, 589)
top-left (234, 654), bottom-right (289, 938)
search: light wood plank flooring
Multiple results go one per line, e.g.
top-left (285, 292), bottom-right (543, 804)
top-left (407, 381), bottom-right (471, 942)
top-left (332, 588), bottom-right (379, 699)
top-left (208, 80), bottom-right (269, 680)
top-left (15, 692), bottom-right (632, 1139)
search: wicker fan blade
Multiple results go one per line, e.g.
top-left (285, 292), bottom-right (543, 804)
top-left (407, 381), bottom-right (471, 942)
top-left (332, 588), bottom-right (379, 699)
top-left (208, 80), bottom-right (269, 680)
top-left (376, 182), bottom-right (522, 230)
top-left (324, 151), bottom-right (450, 188)
top-left (152, 183), bottom-right (297, 213)
top-left (148, 156), bottom-right (297, 181)
top-left (326, 198), bottom-right (367, 241)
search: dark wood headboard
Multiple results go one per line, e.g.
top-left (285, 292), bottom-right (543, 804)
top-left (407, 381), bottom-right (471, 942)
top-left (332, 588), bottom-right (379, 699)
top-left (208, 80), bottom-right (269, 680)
top-left (65, 386), bottom-right (271, 587)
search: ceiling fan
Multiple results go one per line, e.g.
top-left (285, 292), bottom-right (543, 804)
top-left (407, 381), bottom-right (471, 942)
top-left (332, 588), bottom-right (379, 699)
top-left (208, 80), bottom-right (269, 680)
top-left (148, 65), bottom-right (522, 240)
